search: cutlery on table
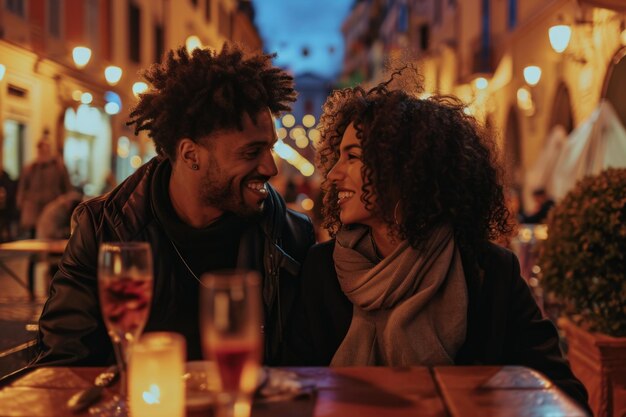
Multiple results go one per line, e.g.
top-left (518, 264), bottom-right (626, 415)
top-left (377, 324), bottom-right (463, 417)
top-left (66, 365), bottom-right (118, 413)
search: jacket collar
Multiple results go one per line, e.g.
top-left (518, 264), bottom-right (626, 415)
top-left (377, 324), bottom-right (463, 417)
top-left (260, 184), bottom-right (286, 242)
top-left (102, 157), bottom-right (160, 240)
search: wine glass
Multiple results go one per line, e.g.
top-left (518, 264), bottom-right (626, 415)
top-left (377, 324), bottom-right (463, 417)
top-left (95, 242), bottom-right (153, 416)
top-left (200, 270), bottom-right (263, 417)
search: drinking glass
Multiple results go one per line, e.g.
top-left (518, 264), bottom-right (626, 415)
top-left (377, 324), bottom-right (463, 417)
top-left (200, 270), bottom-right (263, 417)
top-left (96, 242), bottom-right (153, 416)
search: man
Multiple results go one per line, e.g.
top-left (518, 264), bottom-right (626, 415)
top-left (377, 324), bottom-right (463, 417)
top-left (36, 44), bottom-right (315, 365)
top-left (17, 134), bottom-right (72, 238)
top-left (17, 135), bottom-right (72, 298)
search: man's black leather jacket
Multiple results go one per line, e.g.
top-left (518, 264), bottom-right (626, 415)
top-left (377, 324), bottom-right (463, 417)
top-left (35, 158), bottom-right (315, 365)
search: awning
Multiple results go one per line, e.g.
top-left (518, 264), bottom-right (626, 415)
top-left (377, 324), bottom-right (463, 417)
top-left (548, 100), bottom-right (626, 201)
top-left (579, 0), bottom-right (626, 12)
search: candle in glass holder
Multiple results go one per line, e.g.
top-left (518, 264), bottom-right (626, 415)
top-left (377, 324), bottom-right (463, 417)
top-left (129, 332), bottom-right (186, 417)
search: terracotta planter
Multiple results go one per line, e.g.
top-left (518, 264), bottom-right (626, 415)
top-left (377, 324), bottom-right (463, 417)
top-left (558, 317), bottom-right (626, 417)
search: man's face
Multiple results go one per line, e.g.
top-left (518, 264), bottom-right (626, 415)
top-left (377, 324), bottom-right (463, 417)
top-left (196, 109), bottom-right (278, 218)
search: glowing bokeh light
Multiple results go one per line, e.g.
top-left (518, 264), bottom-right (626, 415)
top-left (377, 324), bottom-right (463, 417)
top-left (474, 77), bottom-right (488, 90)
top-left (132, 82), bottom-right (149, 98)
top-left (295, 135), bottom-right (309, 148)
top-left (548, 25), bottom-right (572, 53)
top-left (130, 155), bottom-right (143, 169)
top-left (523, 66), bottom-right (542, 86)
top-left (117, 136), bottom-right (130, 158)
top-left (516, 87), bottom-right (534, 114)
top-left (72, 46), bottom-right (92, 68)
top-left (301, 163), bottom-right (314, 177)
top-left (290, 127), bottom-right (306, 140)
top-left (80, 92), bottom-right (93, 104)
top-left (185, 35), bottom-right (202, 52)
top-left (302, 114), bottom-right (316, 127)
top-left (104, 66), bottom-right (123, 85)
top-left (301, 198), bottom-right (314, 211)
top-left (105, 102), bottom-right (120, 115)
top-left (308, 128), bottom-right (321, 143)
top-left (282, 114), bottom-right (295, 128)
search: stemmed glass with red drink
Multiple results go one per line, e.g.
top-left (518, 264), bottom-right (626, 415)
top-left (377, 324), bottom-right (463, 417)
top-left (96, 242), bottom-right (153, 416)
top-left (200, 270), bottom-right (263, 417)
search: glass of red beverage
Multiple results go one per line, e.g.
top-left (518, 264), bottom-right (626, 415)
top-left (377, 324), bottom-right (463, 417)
top-left (200, 270), bottom-right (262, 417)
top-left (97, 241), bottom-right (153, 416)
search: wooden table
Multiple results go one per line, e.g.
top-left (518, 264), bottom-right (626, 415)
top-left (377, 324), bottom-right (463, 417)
top-left (0, 239), bottom-right (67, 299)
top-left (0, 366), bottom-right (588, 417)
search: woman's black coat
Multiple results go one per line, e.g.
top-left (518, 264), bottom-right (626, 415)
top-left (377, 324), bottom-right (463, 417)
top-left (283, 240), bottom-right (590, 412)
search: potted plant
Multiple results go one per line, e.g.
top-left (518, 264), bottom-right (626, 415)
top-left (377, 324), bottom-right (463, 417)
top-left (539, 167), bottom-right (626, 417)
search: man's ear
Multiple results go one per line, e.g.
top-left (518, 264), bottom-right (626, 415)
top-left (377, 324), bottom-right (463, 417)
top-left (177, 138), bottom-right (200, 171)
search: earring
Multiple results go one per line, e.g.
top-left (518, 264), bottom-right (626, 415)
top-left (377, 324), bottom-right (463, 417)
top-left (393, 201), bottom-right (402, 225)
top-left (191, 163), bottom-right (199, 171)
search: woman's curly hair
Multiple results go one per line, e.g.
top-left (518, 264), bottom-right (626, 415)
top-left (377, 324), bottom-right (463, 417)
top-left (127, 43), bottom-right (296, 159)
top-left (317, 69), bottom-right (511, 260)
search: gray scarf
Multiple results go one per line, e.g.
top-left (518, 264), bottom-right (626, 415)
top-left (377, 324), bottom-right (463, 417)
top-left (331, 225), bottom-right (468, 366)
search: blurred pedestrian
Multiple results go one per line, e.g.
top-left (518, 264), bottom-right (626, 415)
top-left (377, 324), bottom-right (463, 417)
top-left (283, 69), bottom-right (590, 413)
top-left (36, 43), bottom-right (315, 366)
top-left (16, 135), bottom-right (71, 299)
top-left (16, 135), bottom-right (71, 238)
top-left (0, 167), bottom-right (17, 242)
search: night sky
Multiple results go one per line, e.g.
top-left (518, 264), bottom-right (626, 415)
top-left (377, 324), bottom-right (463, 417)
top-left (251, 0), bottom-right (354, 79)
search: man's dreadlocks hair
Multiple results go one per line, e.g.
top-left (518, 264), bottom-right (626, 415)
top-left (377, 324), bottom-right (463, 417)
top-left (127, 43), bottom-right (296, 159)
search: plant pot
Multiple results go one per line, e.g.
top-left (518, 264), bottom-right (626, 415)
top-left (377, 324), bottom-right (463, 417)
top-left (558, 317), bottom-right (626, 417)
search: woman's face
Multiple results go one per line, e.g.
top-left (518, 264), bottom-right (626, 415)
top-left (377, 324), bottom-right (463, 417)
top-left (327, 123), bottom-right (378, 227)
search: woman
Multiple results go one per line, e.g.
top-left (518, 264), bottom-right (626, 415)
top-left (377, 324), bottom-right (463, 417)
top-left (284, 73), bottom-right (589, 410)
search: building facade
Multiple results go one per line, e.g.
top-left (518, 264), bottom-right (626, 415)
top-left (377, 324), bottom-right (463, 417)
top-left (339, 0), bottom-right (626, 203)
top-left (0, 0), bottom-right (262, 195)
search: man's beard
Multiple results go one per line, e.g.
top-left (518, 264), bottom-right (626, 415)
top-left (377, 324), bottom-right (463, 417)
top-left (199, 168), bottom-right (265, 220)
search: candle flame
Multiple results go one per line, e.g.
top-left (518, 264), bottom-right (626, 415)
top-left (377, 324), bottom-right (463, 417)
top-left (142, 384), bottom-right (161, 404)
